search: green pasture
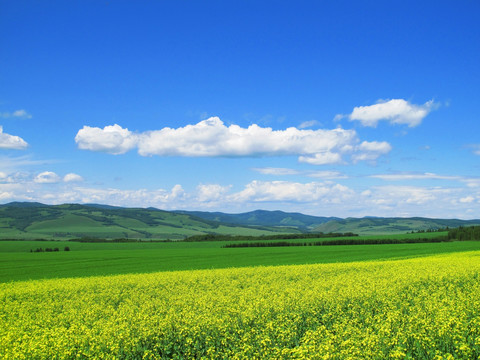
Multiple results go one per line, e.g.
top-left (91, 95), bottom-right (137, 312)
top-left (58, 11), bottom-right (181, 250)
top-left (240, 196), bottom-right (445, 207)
top-left (1, 236), bottom-right (479, 283)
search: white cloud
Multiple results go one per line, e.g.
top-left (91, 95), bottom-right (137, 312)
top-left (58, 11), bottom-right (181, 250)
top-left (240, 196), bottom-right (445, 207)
top-left (196, 184), bottom-right (232, 202)
top-left (75, 117), bottom-right (391, 165)
top-left (460, 196), bottom-right (475, 204)
top-left (298, 120), bottom-right (319, 129)
top-left (464, 179), bottom-right (480, 188)
top-left (12, 110), bottom-right (32, 119)
top-left (3, 175), bottom-right (480, 218)
top-left (252, 168), bottom-right (348, 180)
top-left (170, 184), bottom-right (185, 199)
top-left (34, 171), bottom-right (61, 183)
top-left (63, 173), bottom-right (84, 182)
top-left (252, 167), bottom-right (300, 175)
top-left (0, 171), bottom-right (29, 184)
top-left (137, 117), bottom-right (357, 158)
top-left (0, 109), bottom-right (32, 119)
top-left (345, 99), bottom-right (436, 127)
top-left (298, 152), bottom-right (343, 165)
top-left (0, 126), bottom-right (28, 150)
top-left (364, 185), bottom-right (454, 206)
top-left (307, 171), bottom-right (347, 179)
top-left (230, 180), bottom-right (353, 203)
top-left (351, 141), bottom-right (392, 162)
top-left (371, 172), bottom-right (463, 181)
top-left (75, 124), bottom-right (138, 154)
top-left (68, 184), bottom-right (185, 207)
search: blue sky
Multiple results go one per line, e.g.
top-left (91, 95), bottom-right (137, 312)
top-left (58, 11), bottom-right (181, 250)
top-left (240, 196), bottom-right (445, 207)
top-left (1, 1), bottom-right (480, 218)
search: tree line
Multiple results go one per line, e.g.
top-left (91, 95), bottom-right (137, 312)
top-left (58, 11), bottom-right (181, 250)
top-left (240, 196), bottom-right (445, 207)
top-left (183, 232), bottom-right (358, 242)
top-left (222, 237), bottom-right (450, 248)
top-left (447, 226), bottom-right (480, 241)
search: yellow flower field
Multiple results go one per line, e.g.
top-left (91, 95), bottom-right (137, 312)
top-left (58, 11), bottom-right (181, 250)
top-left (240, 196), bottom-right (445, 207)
top-left (1, 252), bottom-right (480, 359)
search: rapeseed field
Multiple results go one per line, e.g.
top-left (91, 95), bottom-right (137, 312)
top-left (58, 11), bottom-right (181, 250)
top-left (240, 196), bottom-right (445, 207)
top-left (1, 251), bottom-right (480, 359)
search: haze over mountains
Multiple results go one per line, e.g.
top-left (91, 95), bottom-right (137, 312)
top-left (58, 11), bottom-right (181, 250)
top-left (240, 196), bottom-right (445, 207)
top-left (1, 202), bottom-right (480, 240)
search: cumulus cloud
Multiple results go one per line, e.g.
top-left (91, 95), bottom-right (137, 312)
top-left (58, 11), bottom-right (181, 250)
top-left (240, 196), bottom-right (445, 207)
top-left (344, 99), bottom-right (436, 127)
top-left (364, 185), bottom-right (454, 207)
top-left (351, 141), bottom-right (392, 162)
top-left (231, 180), bottom-right (353, 203)
top-left (196, 184), bottom-right (232, 202)
top-left (0, 126), bottom-right (28, 150)
top-left (63, 173), bottom-right (84, 182)
top-left (3, 174), bottom-right (480, 218)
top-left (75, 117), bottom-right (391, 165)
top-left (0, 109), bottom-right (32, 119)
top-left (170, 184), bottom-right (185, 199)
top-left (137, 117), bottom-right (357, 158)
top-left (75, 124), bottom-right (138, 154)
top-left (68, 184), bottom-right (186, 207)
top-left (34, 171), bottom-right (61, 183)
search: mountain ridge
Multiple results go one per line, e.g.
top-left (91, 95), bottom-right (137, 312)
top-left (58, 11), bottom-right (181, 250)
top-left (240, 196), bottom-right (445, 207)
top-left (1, 202), bottom-right (480, 239)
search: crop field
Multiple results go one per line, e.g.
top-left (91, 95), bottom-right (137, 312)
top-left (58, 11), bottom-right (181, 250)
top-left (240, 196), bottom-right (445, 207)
top-left (2, 235), bottom-right (480, 282)
top-left (1, 251), bottom-right (480, 359)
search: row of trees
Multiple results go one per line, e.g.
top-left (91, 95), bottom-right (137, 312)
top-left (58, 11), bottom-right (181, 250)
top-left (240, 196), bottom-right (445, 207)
top-left (447, 226), bottom-right (480, 241)
top-left (223, 237), bottom-right (449, 248)
top-left (184, 232), bottom-right (358, 242)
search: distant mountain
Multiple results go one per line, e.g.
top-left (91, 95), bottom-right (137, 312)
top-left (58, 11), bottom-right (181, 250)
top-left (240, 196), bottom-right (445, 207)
top-left (175, 209), bottom-right (340, 232)
top-left (312, 217), bottom-right (480, 235)
top-left (1, 202), bottom-right (479, 239)
top-left (175, 210), bottom-right (480, 235)
top-left (1, 201), bottom-right (46, 208)
top-left (0, 202), bottom-right (294, 240)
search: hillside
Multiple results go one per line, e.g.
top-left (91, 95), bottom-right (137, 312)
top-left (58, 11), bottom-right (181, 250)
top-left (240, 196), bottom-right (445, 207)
top-left (1, 202), bottom-right (480, 239)
top-left (0, 203), bottom-right (295, 240)
top-left (312, 217), bottom-right (480, 235)
top-left (176, 210), bottom-right (480, 235)
top-left (175, 209), bottom-right (339, 232)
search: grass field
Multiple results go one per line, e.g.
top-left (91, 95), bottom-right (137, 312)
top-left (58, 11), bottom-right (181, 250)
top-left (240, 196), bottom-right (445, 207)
top-left (2, 251), bottom-right (480, 359)
top-left (1, 233), bottom-right (479, 283)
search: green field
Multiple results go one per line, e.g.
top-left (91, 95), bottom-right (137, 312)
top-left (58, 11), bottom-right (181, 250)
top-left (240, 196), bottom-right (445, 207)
top-left (1, 233), bottom-right (479, 283)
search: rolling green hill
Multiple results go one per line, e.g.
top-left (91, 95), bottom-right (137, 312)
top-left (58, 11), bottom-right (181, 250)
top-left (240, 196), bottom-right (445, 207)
top-left (1, 202), bottom-right (479, 239)
top-left (176, 210), bottom-right (480, 235)
top-left (0, 203), bottom-right (295, 240)
top-left (175, 209), bottom-right (339, 232)
top-left (312, 217), bottom-right (480, 235)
